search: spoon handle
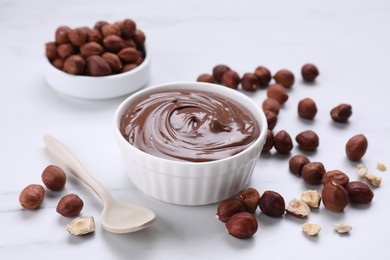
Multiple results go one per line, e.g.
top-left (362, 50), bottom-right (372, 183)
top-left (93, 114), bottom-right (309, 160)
top-left (43, 135), bottom-right (114, 205)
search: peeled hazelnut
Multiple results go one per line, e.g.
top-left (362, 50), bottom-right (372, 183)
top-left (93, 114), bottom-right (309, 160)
top-left (258, 190), bottom-right (286, 217)
top-left (57, 43), bottom-right (76, 59)
top-left (101, 23), bottom-right (121, 37)
top-left (301, 190), bottom-right (321, 208)
top-left (289, 154), bottom-right (310, 176)
top-left (87, 28), bottom-right (103, 43)
top-left (19, 184), bottom-right (45, 210)
top-left (103, 35), bottom-right (126, 53)
top-left (331, 104), bottom-right (352, 123)
top-left (298, 98), bottom-right (317, 120)
top-left (267, 84), bottom-right (288, 105)
top-left (264, 110), bottom-right (277, 130)
top-left (68, 28), bottom-right (88, 47)
top-left (197, 73), bottom-right (215, 83)
top-left (301, 223), bottom-right (321, 236)
top-left (212, 64), bottom-right (231, 83)
top-left (322, 170), bottom-right (349, 187)
top-left (238, 188), bottom-right (260, 213)
top-left (262, 98), bottom-right (281, 115)
top-left (63, 55), bottom-right (86, 75)
top-left (273, 69), bottom-right (295, 88)
top-left (286, 198), bottom-right (310, 218)
top-left (273, 130), bottom-right (293, 154)
top-left (221, 70), bottom-right (240, 89)
top-left (364, 173), bottom-right (382, 187)
top-left (334, 224), bottom-right (352, 234)
top-left (122, 63), bottom-right (138, 73)
top-left (55, 26), bottom-right (71, 44)
top-left (241, 73), bottom-right (259, 92)
top-left (80, 42), bottom-right (104, 58)
top-left (41, 165), bottom-right (66, 191)
top-left (301, 63), bottom-right (319, 82)
top-left (102, 52), bottom-right (123, 73)
top-left (216, 198), bottom-right (246, 223)
top-left (302, 162), bottom-right (326, 185)
top-left (345, 181), bottom-right (374, 203)
top-left (134, 29), bottom-right (146, 47)
top-left (262, 129), bottom-right (274, 153)
top-left (45, 42), bottom-right (58, 61)
top-left (86, 55), bottom-right (112, 76)
top-left (346, 134), bottom-right (368, 161)
top-left (120, 19), bottom-right (136, 39)
top-left (56, 194), bottom-right (84, 217)
top-left (322, 182), bottom-right (349, 212)
top-left (118, 47), bottom-right (140, 63)
top-left (295, 130), bottom-right (319, 151)
top-left (254, 66), bottom-right (271, 86)
top-left (226, 212), bottom-right (258, 239)
top-left (66, 216), bottom-right (95, 236)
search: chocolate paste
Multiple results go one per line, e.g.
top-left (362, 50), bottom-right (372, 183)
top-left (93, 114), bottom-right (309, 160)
top-left (120, 90), bottom-right (260, 162)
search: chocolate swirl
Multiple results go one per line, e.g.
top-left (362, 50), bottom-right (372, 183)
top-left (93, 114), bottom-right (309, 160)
top-left (120, 90), bottom-right (260, 162)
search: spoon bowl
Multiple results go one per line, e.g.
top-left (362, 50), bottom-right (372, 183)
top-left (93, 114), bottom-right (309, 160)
top-left (43, 135), bottom-right (156, 233)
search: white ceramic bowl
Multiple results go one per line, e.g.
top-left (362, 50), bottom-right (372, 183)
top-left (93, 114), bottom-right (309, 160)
top-left (44, 46), bottom-right (151, 100)
top-left (114, 82), bottom-right (267, 205)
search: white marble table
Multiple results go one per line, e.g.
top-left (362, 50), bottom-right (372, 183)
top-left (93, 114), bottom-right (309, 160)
top-left (1, 0), bottom-right (390, 259)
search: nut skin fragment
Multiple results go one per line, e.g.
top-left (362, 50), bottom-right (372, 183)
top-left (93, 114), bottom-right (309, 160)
top-left (301, 223), bottom-right (321, 236)
top-left (226, 212), bottom-right (258, 239)
top-left (330, 104), bottom-right (352, 123)
top-left (345, 134), bottom-right (368, 161)
top-left (289, 154), bottom-right (310, 176)
top-left (19, 184), bottom-right (45, 210)
top-left (273, 130), bottom-right (293, 154)
top-left (334, 224), bottom-right (352, 234)
top-left (322, 182), bottom-right (349, 212)
top-left (286, 198), bottom-right (310, 218)
top-left (216, 198), bottom-right (246, 223)
top-left (258, 190), bottom-right (286, 217)
top-left (301, 190), bottom-right (321, 208)
top-left (41, 165), bottom-right (67, 191)
top-left (66, 216), bottom-right (95, 236)
top-left (345, 181), bottom-right (374, 203)
top-left (364, 173), bottom-right (382, 187)
top-left (298, 98), bottom-right (317, 120)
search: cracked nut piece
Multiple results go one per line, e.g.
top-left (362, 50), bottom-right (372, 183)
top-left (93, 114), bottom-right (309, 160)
top-left (356, 164), bottom-right (368, 178)
top-left (289, 154), bottom-right (310, 176)
top-left (364, 173), bottom-right (382, 187)
top-left (216, 198), bottom-right (246, 223)
top-left (346, 134), bottom-right (368, 161)
top-left (226, 212), bottom-right (258, 239)
top-left (301, 190), bottom-right (321, 208)
top-left (66, 216), bottom-right (95, 236)
top-left (19, 184), bottom-right (45, 210)
top-left (301, 223), bottom-right (321, 236)
top-left (302, 162), bottom-right (326, 185)
top-left (56, 194), bottom-right (84, 217)
top-left (322, 182), bottom-right (349, 212)
top-left (334, 224), bottom-right (352, 234)
top-left (286, 198), bottom-right (310, 218)
top-left (259, 190), bottom-right (286, 217)
top-left (238, 188), bottom-right (260, 213)
top-left (322, 170), bottom-right (349, 187)
top-left (345, 181), bottom-right (374, 203)
top-left (41, 165), bottom-right (66, 191)
top-left (377, 163), bottom-right (386, 171)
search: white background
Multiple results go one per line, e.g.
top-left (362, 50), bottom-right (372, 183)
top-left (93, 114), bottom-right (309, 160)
top-left (1, 0), bottom-right (390, 259)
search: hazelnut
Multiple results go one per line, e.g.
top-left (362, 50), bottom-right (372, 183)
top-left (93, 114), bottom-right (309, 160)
top-left (301, 223), bottom-right (321, 236)
top-left (55, 26), bottom-right (71, 44)
top-left (322, 170), bottom-right (349, 187)
top-left (261, 129), bottom-right (274, 153)
top-left (298, 98), bottom-right (317, 120)
top-left (19, 184), bottom-right (45, 210)
top-left (56, 194), bottom-right (84, 217)
top-left (57, 43), bottom-right (76, 59)
top-left (94, 21), bottom-right (109, 32)
top-left (120, 19), bottom-right (136, 39)
top-left (264, 110), bottom-right (277, 130)
top-left (258, 190), bottom-right (286, 217)
top-left (196, 73), bottom-right (216, 83)
top-left (301, 63), bottom-right (319, 82)
top-left (124, 39), bottom-right (137, 48)
top-left (45, 42), bottom-right (58, 61)
top-left (330, 104), bottom-right (352, 123)
top-left (346, 134), bottom-right (368, 161)
top-left (225, 212), bottom-right (258, 239)
top-left (345, 181), bottom-right (374, 203)
top-left (101, 23), bottom-right (121, 37)
top-left (301, 162), bottom-right (326, 185)
top-left (134, 29), bottom-right (146, 47)
top-left (103, 35), bottom-right (126, 53)
top-left (238, 188), bottom-right (260, 213)
top-left (289, 154), bottom-right (310, 176)
top-left (216, 198), bottom-right (246, 223)
top-left (212, 64), bottom-right (231, 83)
top-left (102, 52), bottom-right (123, 73)
top-left (122, 63), bottom-right (138, 73)
top-left (254, 66), bottom-right (271, 86)
top-left (118, 47), bottom-right (140, 63)
top-left (267, 84), bottom-right (288, 105)
top-left (86, 55), bottom-right (112, 76)
top-left (66, 216), bottom-right (95, 236)
top-left (301, 190), bottom-right (321, 208)
top-left (221, 70), bottom-right (240, 89)
top-left (334, 224), bottom-right (352, 234)
top-left (273, 130), bottom-right (293, 154)
top-left (295, 130), bottom-right (319, 151)
top-left (68, 28), bottom-right (88, 47)
top-left (41, 165), bottom-right (67, 191)
top-left (262, 98), bottom-right (281, 115)
top-left (241, 73), bottom-right (259, 92)
top-left (286, 198), bottom-right (310, 218)
top-left (52, 58), bottom-right (64, 70)
top-left (87, 28), bottom-right (103, 43)
top-left (80, 42), bottom-right (104, 58)
top-left (273, 69), bottom-right (295, 88)
top-left (364, 173), bottom-right (382, 187)
top-left (63, 55), bottom-right (86, 75)
top-left (322, 182), bottom-right (349, 212)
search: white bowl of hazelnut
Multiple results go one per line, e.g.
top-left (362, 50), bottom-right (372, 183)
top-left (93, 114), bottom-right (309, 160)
top-left (114, 82), bottom-right (268, 205)
top-left (44, 19), bottom-right (150, 100)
